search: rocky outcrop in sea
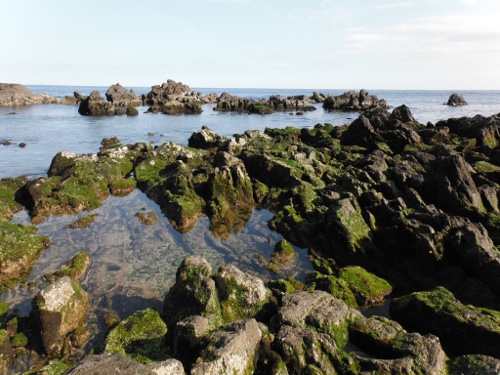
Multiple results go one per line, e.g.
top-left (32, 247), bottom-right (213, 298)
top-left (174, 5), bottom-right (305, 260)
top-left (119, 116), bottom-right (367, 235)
top-left (2, 104), bottom-right (500, 373)
top-left (0, 83), bottom-right (64, 106)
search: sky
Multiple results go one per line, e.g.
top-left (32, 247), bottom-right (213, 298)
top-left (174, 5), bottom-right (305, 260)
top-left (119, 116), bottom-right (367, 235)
top-left (1, 0), bottom-right (499, 89)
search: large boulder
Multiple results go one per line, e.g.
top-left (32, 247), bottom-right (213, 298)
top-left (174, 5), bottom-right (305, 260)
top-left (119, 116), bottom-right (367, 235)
top-left (104, 308), bottom-right (168, 362)
top-left (215, 264), bottom-right (272, 322)
top-left (32, 276), bottom-right (89, 357)
top-left (190, 319), bottom-right (262, 375)
top-left (390, 286), bottom-right (500, 357)
top-left (78, 90), bottom-right (117, 116)
top-left (163, 256), bottom-right (223, 331)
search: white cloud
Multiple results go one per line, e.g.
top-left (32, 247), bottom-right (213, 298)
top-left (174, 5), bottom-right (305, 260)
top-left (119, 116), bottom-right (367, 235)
top-left (376, 2), bottom-right (416, 10)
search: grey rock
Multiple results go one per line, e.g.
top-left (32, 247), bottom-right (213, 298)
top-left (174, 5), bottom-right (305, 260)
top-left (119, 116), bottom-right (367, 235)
top-left (191, 319), bottom-right (262, 375)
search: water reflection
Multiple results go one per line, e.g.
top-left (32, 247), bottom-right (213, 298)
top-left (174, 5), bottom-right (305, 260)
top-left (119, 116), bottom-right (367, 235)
top-left (3, 189), bottom-right (313, 342)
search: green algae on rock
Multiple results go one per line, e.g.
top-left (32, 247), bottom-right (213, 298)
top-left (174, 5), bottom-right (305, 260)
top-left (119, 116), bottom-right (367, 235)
top-left (0, 222), bottom-right (49, 292)
top-left (43, 251), bottom-right (90, 283)
top-left (104, 308), bottom-right (168, 363)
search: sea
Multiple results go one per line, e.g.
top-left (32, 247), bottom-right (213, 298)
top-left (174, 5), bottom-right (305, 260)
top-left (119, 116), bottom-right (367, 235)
top-left (1, 86), bottom-right (500, 356)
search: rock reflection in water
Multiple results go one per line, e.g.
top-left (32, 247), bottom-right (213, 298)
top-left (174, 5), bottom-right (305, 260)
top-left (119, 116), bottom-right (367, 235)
top-left (4, 189), bottom-right (312, 343)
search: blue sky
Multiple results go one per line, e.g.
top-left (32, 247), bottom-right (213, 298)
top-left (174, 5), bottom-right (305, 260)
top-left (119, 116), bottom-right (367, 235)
top-left (1, 0), bottom-right (499, 89)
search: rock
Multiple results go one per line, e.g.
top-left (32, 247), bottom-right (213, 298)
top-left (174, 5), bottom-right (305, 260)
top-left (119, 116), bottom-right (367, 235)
top-left (191, 319), bottom-right (262, 375)
top-left (215, 264), bottom-right (272, 322)
top-left (104, 308), bottom-right (168, 362)
top-left (135, 211), bottom-right (158, 226)
top-left (126, 105), bottom-right (139, 116)
top-left (0, 83), bottom-right (60, 106)
top-left (424, 145), bottom-right (485, 213)
top-left (32, 276), bottom-right (88, 357)
top-left (274, 324), bottom-right (340, 375)
top-left (271, 239), bottom-right (297, 265)
top-left (448, 354), bottom-right (500, 375)
top-left (447, 222), bottom-right (500, 294)
top-left (173, 315), bottom-right (210, 365)
top-left (78, 90), bottom-right (126, 116)
top-left (349, 315), bottom-right (447, 375)
top-left (0, 222), bottom-right (48, 292)
top-left (43, 251), bottom-right (90, 282)
top-left (390, 286), bottom-right (500, 357)
top-left (446, 93), bottom-right (468, 106)
top-left (163, 256), bottom-right (223, 330)
top-left (339, 265), bottom-right (392, 307)
top-left (69, 214), bottom-right (99, 229)
top-left (105, 83), bottom-right (142, 106)
top-left (68, 353), bottom-right (186, 375)
top-left (206, 151), bottom-right (255, 239)
top-left (145, 80), bottom-right (193, 106)
top-left (323, 90), bottom-right (389, 111)
top-left (279, 291), bottom-right (361, 347)
top-left (188, 126), bottom-right (225, 149)
top-left (0, 329), bottom-right (14, 371)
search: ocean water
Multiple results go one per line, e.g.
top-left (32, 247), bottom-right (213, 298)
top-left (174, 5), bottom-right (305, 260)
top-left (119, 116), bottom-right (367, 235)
top-left (2, 86), bottom-right (500, 355)
top-left (1, 86), bottom-right (499, 179)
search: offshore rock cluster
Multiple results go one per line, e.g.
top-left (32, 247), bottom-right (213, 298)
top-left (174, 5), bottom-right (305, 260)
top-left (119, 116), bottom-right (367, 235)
top-left (2, 104), bottom-right (500, 374)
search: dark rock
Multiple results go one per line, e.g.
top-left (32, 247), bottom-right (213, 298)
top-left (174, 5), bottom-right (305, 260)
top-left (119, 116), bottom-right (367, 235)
top-left (390, 286), bottom-right (500, 357)
top-left (105, 83), bottom-right (142, 106)
top-left (448, 355), bottom-right (500, 375)
top-left (78, 90), bottom-right (117, 116)
top-left (446, 93), bottom-right (468, 106)
top-left (323, 90), bottom-right (389, 111)
top-left (188, 126), bottom-right (225, 149)
top-left (18, 142), bottom-right (27, 148)
top-left (163, 256), bottom-right (223, 330)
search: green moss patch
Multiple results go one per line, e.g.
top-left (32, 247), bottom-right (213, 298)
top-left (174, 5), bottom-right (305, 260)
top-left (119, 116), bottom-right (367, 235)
top-left (104, 308), bottom-right (168, 363)
top-left (340, 266), bottom-right (392, 307)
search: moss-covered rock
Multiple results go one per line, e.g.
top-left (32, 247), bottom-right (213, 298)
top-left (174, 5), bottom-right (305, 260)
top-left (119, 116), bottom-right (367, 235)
top-left (135, 211), bottom-right (158, 226)
top-left (163, 256), bottom-right (222, 330)
top-left (390, 286), bottom-right (500, 357)
top-left (215, 264), bottom-right (272, 322)
top-left (339, 266), bottom-right (392, 307)
top-left (448, 354), bottom-right (500, 375)
top-left (307, 272), bottom-right (358, 308)
top-left (32, 276), bottom-right (88, 357)
top-left (68, 214), bottom-right (98, 229)
top-left (43, 251), bottom-right (90, 282)
top-left (271, 240), bottom-right (297, 265)
top-left (104, 308), bottom-right (168, 363)
top-left (0, 177), bottom-right (27, 222)
top-left (0, 222), bottom-right (48, 292)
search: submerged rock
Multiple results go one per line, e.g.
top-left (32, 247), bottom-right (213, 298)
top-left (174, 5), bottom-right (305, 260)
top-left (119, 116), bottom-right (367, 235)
top-left (43, 251), bottom-right (90, 282)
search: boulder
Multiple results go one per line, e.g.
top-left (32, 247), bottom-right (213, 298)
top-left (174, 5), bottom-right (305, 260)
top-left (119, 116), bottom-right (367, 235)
top-left (215, 264), bottom-right (272, 322)
top-left (32, 276), bottom-right (88, 357)
top-left (446, 93), bottom-right (468, 106)
top-left (78, 90), bottom-right (117, 116)
top-left (188, 126), bottom-right (225, 149)
top-left (105, 83), bottom-right (142, 106)
top-left (173, 315), bottom-right (210, 365)
top-left (390, 286), bottom-right (500, 357)
top-left (104, 308), bottom-right (168, 362)
top-left (0, 222), bottom-right (48, 292)
top-left (447, 222), bottom-right (500, 294)
top-left (191, 319), bottom-right (262, 375)
top-left (163, 256), bottom-right (223, 330)
top-left (68, 353), bottom-right (186, 375)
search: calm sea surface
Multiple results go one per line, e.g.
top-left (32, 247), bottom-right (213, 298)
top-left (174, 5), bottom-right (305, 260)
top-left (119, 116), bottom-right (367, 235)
top-left (1, 86), bottom-right (500, 356)
top-left (1, 86), bottom-right (499, 179)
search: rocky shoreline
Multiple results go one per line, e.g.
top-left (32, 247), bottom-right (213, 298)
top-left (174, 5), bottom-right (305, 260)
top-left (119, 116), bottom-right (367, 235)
top-left (1, 97), bottom-right (500, 373)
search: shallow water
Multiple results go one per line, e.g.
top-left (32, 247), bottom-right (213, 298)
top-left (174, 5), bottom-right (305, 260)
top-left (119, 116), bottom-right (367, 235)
top-left (5, 189), bottom-right (312, 344)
